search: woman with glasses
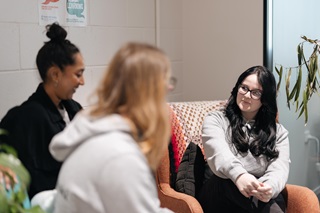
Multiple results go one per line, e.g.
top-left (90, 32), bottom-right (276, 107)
top-left (198, 66), bottom-right (290, 212)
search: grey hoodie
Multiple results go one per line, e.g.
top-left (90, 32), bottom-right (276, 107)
top-left (49, 111), bottom-right (172, 213)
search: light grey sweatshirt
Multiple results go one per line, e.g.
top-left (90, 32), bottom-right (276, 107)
top-left (49, 111), bottom-right (172, 213)
top-left (202, 110), bottom-right (290, 198)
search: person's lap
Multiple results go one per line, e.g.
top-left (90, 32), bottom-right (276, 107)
top-left (197, 174), bottom-right (285, 213)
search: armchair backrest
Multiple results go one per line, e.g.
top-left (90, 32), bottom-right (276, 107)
top-left (169, 100), bottom-right (227, 169)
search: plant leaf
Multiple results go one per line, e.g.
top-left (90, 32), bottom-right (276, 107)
top-left (301, 35), bottom-right (308, 41)
top-left (285, 68), bottom-right (292, 108)
top-left (303, 90), bottom-right (308, 125)
top-left (276, 66), bottom-right (283, 93)
top-left (0, 153), bottom-right (30, 188)
top-left (297, 103), bottom-right (305, 118)
top-left (0, 129), bottom-right (8, 136)
top-left (294, 67), bottom-right (302, 104)
top-left (295, 99), bottom-right (299, 112)
top-left (301, 43), bottom-right (311, 74)
top-left (25, 205), bottom-right (46, 213)
top-left (297, 44), bottom-right (302, 66)
top-left (312, 54), bottom-right (318, 92)
top-left (0, 188), bottom-right (9, 213)
top-left (0, 144), bottom-right (17, 158)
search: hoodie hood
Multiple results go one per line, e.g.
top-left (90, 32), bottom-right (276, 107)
top-left (50, 111), bottom-right (131, 162)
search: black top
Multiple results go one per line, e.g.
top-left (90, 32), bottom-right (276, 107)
top-left (0, 83), bottom-right (82, 198)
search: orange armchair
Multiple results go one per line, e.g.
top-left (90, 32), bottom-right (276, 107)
top-left (156, 101), bottom-right (319, 213)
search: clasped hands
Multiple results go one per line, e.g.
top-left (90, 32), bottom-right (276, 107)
top-left (235, 173), bottom-right (272, 203)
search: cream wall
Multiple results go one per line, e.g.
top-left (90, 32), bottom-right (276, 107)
top-left (182, 0), bottom-right (263, 101)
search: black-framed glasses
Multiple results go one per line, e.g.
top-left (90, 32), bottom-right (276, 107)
top-left (168, 76), bottom-right (177, 91)
top-left (238, 84), bottom-right (262, 100)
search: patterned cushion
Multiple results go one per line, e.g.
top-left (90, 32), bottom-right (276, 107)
top-left (169, 100), bottom-right (227, 167)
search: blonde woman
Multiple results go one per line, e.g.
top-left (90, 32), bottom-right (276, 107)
top-left (49, 42), bottom-right (174, 213)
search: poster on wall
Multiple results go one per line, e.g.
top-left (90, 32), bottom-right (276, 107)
top-left (38, 0), bottom-right (87, 27)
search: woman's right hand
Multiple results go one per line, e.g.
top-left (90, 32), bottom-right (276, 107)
top-left (235, 173), bottom-right (260, 198)
top-left (253, 182), bottom-right (273, 202)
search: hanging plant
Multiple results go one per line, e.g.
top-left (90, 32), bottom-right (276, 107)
top-left (275, 35), bottom-right (320, 125)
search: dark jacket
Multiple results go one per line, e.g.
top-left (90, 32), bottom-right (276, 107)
top-left (0, 83), bottom-right (82, 198)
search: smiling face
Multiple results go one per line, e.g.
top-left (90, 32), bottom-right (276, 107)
top-left (55, 53), bottom-right (85, 101)
top-left (236, 73), bottom-right (263, 121)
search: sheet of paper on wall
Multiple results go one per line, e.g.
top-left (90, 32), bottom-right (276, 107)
top-left (38, 0), bottom-right (87, 27)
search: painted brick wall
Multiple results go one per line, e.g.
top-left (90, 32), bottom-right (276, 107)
top-left (0, 0), bottom-right (184, 118)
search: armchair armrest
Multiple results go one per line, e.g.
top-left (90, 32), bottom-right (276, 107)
top-left (283, 184), bottom-right (319, 212)
top-left (157, 182), bottom-right (203, 213)
top-left (156, 148), bottom-right (203, 213)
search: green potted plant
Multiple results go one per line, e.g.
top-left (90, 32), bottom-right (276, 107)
top-left (0, 129), bottom-right (45, 213)
top-left (275, 35), bottom-right (320, 125)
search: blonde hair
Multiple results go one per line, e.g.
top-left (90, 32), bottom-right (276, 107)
top-left (90, 42), bottom-right (171, 171)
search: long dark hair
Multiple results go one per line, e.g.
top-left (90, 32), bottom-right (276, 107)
top-left (36, 22), bottom-right (80, 82)
top-left (225, 65), bottom-right (279, 161)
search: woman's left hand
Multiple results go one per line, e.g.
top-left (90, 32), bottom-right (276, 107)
top-left (251, 182), bottom-right (273, 202)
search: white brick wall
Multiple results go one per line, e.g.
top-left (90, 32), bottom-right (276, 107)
top-left (0, 0), bottom-right (262, 119)
top-left (0, 0), bottom-right (184, 118)
top-left (0, 23), bottom-right (20, 71)
top-left (159, 0), bottom-right (183, 102)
